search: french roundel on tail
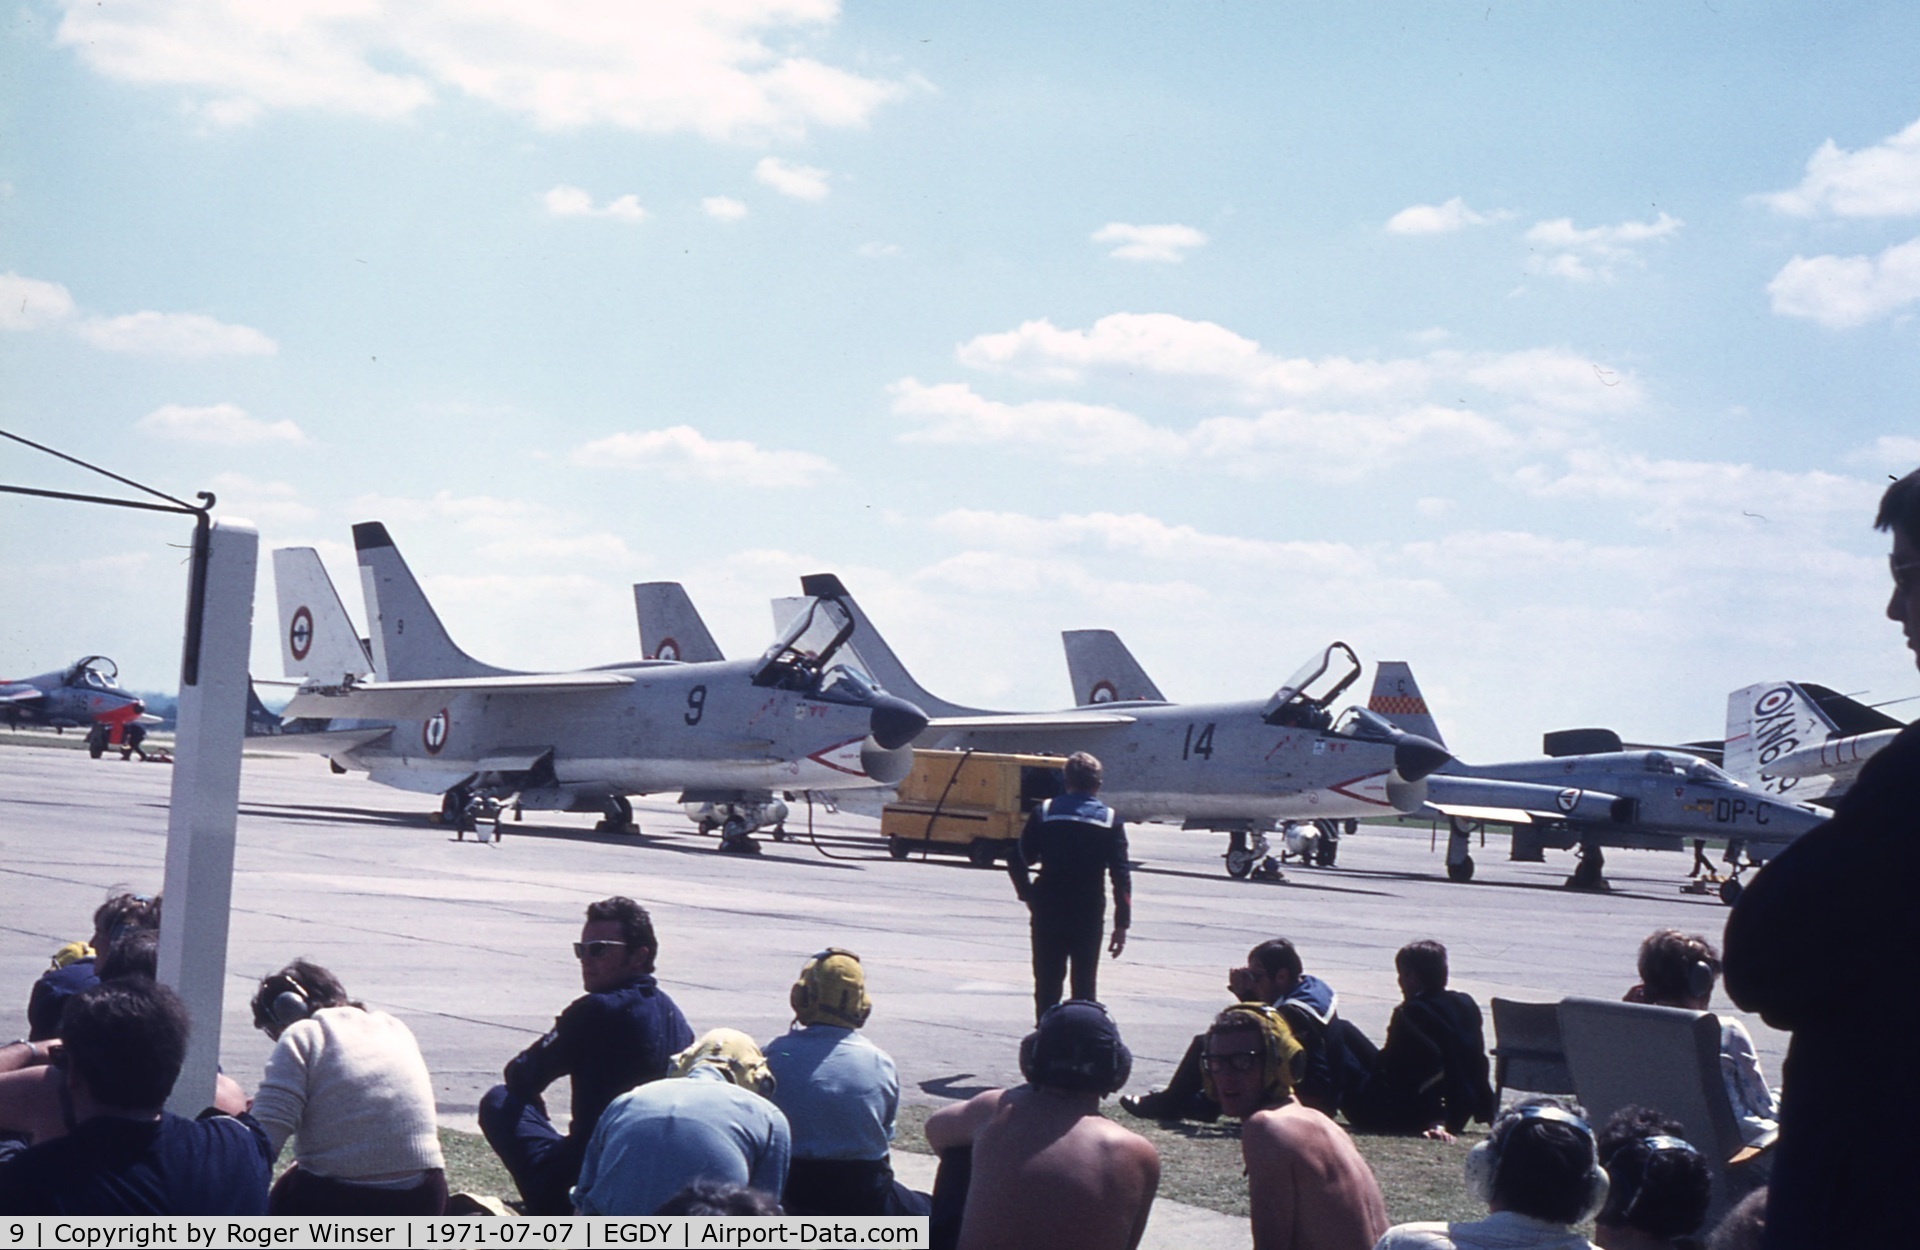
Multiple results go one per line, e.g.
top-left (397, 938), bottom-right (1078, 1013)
top-left (1367, 661), bottom-right (1446, 749)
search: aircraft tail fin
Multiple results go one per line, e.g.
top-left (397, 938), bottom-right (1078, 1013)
top-left (773, 587), bottom-right (988, 718)
top-left (1366, 661), bottom-right (1446, 749)
top-left (272, 547), bottom-right (374, 684)
top-left (1062, 629), bottom-right (1166, 704)
top-left (634, 583), bottom-right (725, 662)
top-left (1724, 681), bottom-right (1843, 804)
top-left (352, 523), bottom-right (511, 681)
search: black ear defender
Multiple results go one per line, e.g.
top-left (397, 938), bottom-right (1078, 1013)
top-left (1685, 958), bottom-right (1716, 1001)
top-left (1464, 1103), bottom-right (1610, 1223)
top-left (1604, 1135), bottom-right (1706, 1229)
top-left (251, 972), bottom-right (315, 1038)
top-left (1018, 1000), bottom-right (1132, 1096)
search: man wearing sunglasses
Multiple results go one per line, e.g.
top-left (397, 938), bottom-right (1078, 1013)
top-left (1202, 1004), bottom-right (1385, 1250)
top-left (1724, 465), bottom-right (1920, 1250)
top-left (480, 897), bottom-right (693, 1215)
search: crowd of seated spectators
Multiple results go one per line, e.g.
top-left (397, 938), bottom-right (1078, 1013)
top-left (0, 893), bottom-right (1779, 1250)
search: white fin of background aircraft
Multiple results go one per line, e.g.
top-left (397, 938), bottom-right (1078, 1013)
top-left (1062, 629), bottom-right (1168, 705)
top-left (634, 582), bottom-right (726, 663)
top-left (1724, 681), bottom-right (1903, 805)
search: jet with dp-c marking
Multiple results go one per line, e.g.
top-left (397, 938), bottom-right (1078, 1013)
top-left (274, 524), bottom-right (927, 850)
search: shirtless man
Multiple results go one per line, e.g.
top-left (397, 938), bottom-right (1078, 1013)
top-left (1203, 1004), bottom-right (1388, 1250)
top-left (924, 1000), bottom-right (1158, 1250)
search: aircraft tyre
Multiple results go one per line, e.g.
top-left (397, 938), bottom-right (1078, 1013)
top-left (596, 795), bottom-right (638, 834)
top-left (1225, 846), bottom-right (1257, 879)
top-left (887, 836), bottom-right (911, 860)
top-left (967, 838), bottom-right (999, 868)
top-left (719, 815), bottom-right (760, 854)
top-left (87, 724), bottom-right (109, 759)
top-left (1720, 877), bottom-right (1744, 906)
top-left (1446, 855), bottom-right (1475, 883)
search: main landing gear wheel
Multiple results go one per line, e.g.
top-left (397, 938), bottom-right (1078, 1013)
top-left (718, 815), bottom-right (760, 854)
top-left (87, 724), bottom-right (110, 759)
top-left (887, 835), bottom-right (912, 861)
top-left (1719, 877), bottom-right (1744, 906)
top-left (595, 795), bottom-right (638, 834)
top-left (1446, 855), bottom-right (1475, 883)
top-left (1225, 846), bottom-right (1257, 879)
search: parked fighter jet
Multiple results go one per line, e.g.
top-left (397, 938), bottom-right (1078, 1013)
top-left (1723, 680), bottom-right (1904, 808)
top-left (275, 526), bottom-right (927, 850)
top-left (783, 584), bottom-right (1451, 877)
top-left (1364, 664), bottom-right (1830, 900)
top-left (0, 655), bottom-right (160, 758)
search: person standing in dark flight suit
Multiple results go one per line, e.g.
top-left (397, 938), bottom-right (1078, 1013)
top-left (1007, 752), bottom-right (1132, 1023)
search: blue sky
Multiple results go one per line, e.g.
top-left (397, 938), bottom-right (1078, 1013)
top-left (4, 1), bottom-right (1918, 759)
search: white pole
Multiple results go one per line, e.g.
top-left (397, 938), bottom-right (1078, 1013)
top-left (157, 518), bottom-right (258, 1115)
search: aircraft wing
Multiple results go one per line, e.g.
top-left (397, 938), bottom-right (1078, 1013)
top-left (254, 726), bottom-right (395, 754)
top-left (284, 672), bottom-right (633, 719)
top-left (927, 711), bottom-right (1139, 730)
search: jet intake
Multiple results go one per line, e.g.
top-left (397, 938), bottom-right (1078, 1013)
top-left (867, 693), bottom-right (930, 752)
top-left (860, 738), bottom-right (916, 785)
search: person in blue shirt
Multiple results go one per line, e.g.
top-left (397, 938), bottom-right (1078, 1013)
top-left (479, 896), bottom-right (693, 1215)
top-left (762, 948), bottom-right (928, 1217)
top-left (573, 1029), bottom-right (789, 1216)
top-left (0, 978), bottom-right (271, 1216)
top-left (1007, 752), bottom-right (1132, 1023)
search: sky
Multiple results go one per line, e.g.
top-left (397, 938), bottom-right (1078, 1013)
top-left (4, 1), bottom-right (1919, 761)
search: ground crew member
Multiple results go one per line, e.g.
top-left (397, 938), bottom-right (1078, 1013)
top-left (1007, 751), bottom-right (1131, 1022)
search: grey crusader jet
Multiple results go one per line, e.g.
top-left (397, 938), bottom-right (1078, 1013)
top-left (777, 583), bottom-right (1452, 877)
top-left (275, 525), bottom-right (927, 850)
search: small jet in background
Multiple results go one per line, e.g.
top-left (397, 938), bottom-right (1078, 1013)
top-left (777, 583), bottom-right (1452, 878)
top-left (1362, 663), bottom-right (1830, 900)
top-left (274, 526), bottom-right (927, 850)
top-left (0, 655), bottom-right (160, 758)
top-left (1723, 680), bottom-right (1905, 808)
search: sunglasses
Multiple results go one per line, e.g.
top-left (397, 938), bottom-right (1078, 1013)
top-left (573, 940), bottom-right (629, 960)
top-left (1201, 1050), bottom-right (1262, 1074)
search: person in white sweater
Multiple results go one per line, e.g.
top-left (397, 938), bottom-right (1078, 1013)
top-left (249, 960), bottom-right (446, 1215)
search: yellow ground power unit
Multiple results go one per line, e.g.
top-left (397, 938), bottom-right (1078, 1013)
top-left (881, 748), bottom-right (1067, 867)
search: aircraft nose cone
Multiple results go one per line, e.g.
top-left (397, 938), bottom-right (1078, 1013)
top-left (1394, 734), bottom-right (1450, 782)
top-left (868, 694), bottom-right (929, 752)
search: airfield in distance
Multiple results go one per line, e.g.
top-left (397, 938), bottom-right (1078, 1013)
top-left (0, 738), bottom-right (1786, 1129)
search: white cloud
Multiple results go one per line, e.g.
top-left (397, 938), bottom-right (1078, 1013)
top-left (929, 509), bottom-right (1364, 575)
top-left (857, 241), bottom-right (903, 258)
top-left (1090, 222), bottom-right (1207, 263)
top-left (1767, 236), bottom-right (1920, 328)
top-left (754, 156), bottom-right (830, 200)
top-left (1188, 404), bottom-right (1514, 479)
top-left (0, 272), bottom-right (276, 356)
top-left (1524, 212), bottom-right (1683, 282)
top-left (75, 311), bottom-right (278, 356)
top-left (889, 379), bottom-right (1188, 464)
top-left (137, 403), bottom-right (308, 445)
top-left (0, 272), bottom-right (77, 330)
top-left (54, 1), bottom-right (904, 141)
top-left (544, 185), bottom-right (647, 221)
top-left (950, 313), bottom-right (1641, 414)
top-left (1513, 450), bottom-right (1871, 533)
top-left (206, 473), bottom-right (316, 525)
top-left (1855, 434), bottom-right (1920, 469)
top-left (1761, 117), bottom-right (1920, 218)
top-left (702, 196), bottom-right (748, 221)
top-left (570, 425), bottom-right (836, 487)
top-left (1385, 197), bottom-right (1506, 235)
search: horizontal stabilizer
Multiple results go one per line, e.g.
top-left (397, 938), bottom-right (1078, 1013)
top-left (285, 671), bottom-right (632, 719)
top-left (253, 726), bottom-right (394, 754)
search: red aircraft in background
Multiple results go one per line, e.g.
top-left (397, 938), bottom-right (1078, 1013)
top-left (0, 655), bottom-right (160, 758)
